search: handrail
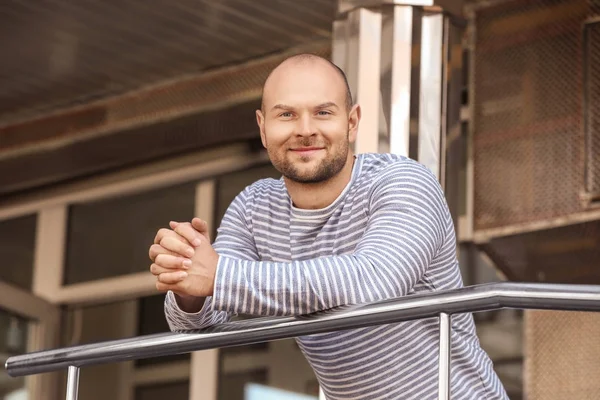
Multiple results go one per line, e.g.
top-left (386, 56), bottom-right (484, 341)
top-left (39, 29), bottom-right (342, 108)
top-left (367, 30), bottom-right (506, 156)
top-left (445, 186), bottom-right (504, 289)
top-left (5, 282), bottom-right (600, 399)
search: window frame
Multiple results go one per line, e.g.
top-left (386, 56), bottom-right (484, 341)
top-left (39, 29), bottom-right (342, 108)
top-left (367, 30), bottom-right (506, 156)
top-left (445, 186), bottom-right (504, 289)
top-left (0, 143), bottom-right (270, 400)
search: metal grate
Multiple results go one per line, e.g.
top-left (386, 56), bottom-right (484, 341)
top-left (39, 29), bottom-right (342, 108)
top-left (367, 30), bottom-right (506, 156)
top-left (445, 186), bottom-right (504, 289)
top-left (472, 0), bottom-right (600, 230)
top-left (584, 20), bottom-right (600, 199)
top-left (525, 310), bottom-right (600, 399)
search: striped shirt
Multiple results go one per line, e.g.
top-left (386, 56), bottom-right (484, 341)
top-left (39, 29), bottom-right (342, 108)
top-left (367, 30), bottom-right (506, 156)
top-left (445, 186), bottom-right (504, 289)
top-left (165, 153), bottom-right (508, 400)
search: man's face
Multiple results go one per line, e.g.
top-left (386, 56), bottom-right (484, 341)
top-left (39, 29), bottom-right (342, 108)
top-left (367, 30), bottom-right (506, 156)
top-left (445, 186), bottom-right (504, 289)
top-left (257, 61), bottom-right (359, 184)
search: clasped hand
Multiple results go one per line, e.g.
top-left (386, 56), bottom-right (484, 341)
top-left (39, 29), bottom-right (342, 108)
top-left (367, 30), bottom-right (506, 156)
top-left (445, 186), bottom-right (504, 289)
top-left (149, 217), bottom-right (219, 298)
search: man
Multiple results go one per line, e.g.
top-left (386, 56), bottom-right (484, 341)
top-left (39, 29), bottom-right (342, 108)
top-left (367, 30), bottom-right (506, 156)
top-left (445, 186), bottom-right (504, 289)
top-left (149, 54), bottom-right (508, 400)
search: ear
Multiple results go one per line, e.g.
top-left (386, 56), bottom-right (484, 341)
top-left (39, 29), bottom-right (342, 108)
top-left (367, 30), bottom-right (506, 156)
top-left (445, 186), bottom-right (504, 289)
top-left (256, 109), bottom-right (267, 148)
top-left (348, 104), bottom-right (361, 144)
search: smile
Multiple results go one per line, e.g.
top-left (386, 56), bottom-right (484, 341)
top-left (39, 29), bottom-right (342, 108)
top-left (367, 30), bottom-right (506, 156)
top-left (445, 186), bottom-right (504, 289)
top-left (290, 147), bottom-right (325, 156)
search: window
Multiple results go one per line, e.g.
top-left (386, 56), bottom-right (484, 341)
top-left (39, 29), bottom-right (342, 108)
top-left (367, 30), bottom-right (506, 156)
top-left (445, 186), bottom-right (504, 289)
top-left (0, 215), bottom-right (36, 291)
top-left (64, 182), bottom-right (196, 284)
top-left (0, 309), bottom-right (28, 400)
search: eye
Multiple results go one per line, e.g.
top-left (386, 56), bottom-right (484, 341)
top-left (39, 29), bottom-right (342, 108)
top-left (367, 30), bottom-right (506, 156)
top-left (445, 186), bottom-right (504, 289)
top-left (279, 112), bottom-right (293, 118)
top-left (317, 110), bottom-right (331, 116)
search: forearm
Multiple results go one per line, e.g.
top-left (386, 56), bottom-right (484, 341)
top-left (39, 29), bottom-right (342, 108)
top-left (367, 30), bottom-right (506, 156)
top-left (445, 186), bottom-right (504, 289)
top-left (211, 250), bottom-right (423, 317)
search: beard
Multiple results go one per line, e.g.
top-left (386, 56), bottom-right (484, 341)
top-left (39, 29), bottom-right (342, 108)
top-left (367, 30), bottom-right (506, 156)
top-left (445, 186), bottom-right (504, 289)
top-left (268, 134), bottom-right (350, 184)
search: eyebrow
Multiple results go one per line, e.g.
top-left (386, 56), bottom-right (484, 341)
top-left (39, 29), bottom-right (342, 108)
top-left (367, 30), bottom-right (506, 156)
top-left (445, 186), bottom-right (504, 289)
top-left (315, 102), bottom-right (339, 109)
top-left (270, 102), bottom-right (340, 112)
top-left (271, 104), bottom-right (294, 112)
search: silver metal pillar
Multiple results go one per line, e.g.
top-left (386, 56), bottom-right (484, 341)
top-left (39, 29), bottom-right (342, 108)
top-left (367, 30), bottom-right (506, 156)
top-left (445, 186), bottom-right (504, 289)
top-left (66, 366), bottom-right (80, 400)
top-left (333, 0), bottom-right (464, 183)
top-left (438, 312), bottom-right (451, 400)
top-left (419, 13), bottom-right (444, 180)
top-left (380, 5), bottom-right (422, 158)
top-left (333, 7), bottom-right (382, 154)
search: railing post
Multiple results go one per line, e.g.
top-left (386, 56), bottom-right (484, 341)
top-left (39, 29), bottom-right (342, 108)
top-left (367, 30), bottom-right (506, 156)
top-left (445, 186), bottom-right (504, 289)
top-left (438, 312), bottom-right (451, 400)
top-left (66, 366), bottom-right (80, 400)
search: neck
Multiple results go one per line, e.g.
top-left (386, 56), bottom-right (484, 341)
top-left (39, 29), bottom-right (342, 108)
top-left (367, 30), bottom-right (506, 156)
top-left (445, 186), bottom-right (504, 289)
top-left (285, 153), bottom-right (356, 210)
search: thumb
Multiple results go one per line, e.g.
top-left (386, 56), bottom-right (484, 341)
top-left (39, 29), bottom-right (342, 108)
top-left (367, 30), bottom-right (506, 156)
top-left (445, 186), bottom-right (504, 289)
top-left (169, 221), bottom-right (180, 229)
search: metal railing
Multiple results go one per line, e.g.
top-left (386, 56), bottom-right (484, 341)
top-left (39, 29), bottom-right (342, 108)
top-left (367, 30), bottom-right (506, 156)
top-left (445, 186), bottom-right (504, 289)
top-left (5, 282), bottom-right (600, 400)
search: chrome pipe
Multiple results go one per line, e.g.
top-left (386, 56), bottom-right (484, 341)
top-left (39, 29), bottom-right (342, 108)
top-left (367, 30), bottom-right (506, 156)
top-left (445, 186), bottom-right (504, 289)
top-left (438, 312), bottom-right (451, 400)
top-left (5, 283), bottom-right (600, 377)
top-left (66, 366), bottom-right (80, 400)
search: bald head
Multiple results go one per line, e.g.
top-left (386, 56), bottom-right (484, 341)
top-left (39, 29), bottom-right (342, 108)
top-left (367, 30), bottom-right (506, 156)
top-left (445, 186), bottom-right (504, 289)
top-left (261, 54), bottom-right (353, 113)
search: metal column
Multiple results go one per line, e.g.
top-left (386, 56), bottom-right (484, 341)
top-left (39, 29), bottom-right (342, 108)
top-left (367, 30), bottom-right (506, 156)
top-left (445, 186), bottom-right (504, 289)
top-left (438, 312), bottom-right (452, 400)
top-left (332, 0), bottom-right (465, 182)
top-left (65, 366), bottom-right (80, 400)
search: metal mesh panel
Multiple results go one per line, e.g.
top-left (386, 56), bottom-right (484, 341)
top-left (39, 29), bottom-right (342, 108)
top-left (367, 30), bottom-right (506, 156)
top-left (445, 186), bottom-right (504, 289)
top-left (585, 20), bottom-right (600, 198)
top-left (525, 310), bottom-right (600, 400)
top-left (473, 0), bottom-right (600, 230)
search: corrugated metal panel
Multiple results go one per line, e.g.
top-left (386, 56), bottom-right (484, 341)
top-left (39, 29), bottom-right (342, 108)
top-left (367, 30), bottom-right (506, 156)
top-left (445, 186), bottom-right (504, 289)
top-left (0, 0), bottom-right (335, 126)
top-left (0, 43), bottom-right (331, 154)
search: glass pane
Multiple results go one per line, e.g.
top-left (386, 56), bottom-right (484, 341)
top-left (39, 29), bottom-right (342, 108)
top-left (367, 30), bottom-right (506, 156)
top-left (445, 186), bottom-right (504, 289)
top-left (245, 384), bottom-right (318, 400)
top-left (214, 164), bottom-right (281, 234)
top-left (0, 215), bottom-right (36, 290)
top-left (0, 309), bottom-right (28, 400)
top-left (64, 182), bottom-right (196, 284)
top-left (135, 381), bottom-right (189, 400)
top-left (136, 294), bottom-right (190, 366)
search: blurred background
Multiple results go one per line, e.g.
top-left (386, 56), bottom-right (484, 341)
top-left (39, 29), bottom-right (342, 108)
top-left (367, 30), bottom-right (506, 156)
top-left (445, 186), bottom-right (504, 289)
top-left (0, 0), bottom-right (599, 399)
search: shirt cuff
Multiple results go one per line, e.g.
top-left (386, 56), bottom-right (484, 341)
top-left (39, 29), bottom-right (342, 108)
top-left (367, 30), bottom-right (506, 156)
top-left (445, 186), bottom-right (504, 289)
top-left (166, 290), bottom-right (212, 316)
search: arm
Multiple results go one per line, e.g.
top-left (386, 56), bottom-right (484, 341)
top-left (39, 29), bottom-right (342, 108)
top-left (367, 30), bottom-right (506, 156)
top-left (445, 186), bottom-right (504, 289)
top-left (212, 162), bottom-right (448, 316)
top-left (164, 188), bottom-right (259, 330)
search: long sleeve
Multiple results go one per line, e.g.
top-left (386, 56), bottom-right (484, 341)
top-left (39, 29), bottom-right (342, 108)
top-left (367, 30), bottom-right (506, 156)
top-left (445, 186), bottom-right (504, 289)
top-left (164, 187), bottom-right (259, 331)
top-left (212, 162), bottom-right (450, 316)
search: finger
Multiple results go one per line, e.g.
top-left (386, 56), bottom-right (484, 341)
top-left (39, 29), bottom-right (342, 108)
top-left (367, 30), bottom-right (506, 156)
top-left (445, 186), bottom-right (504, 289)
top-left (154, 227), bottom-right (192, 246)
top-left (191, 218), bottom-right (211, 241)
top-left (157, 271), bottom-right (188, 285)
top-left (174, 223), bottom-right (203, 247)
top-left (156, 281), bottom-right (182, 293)
top-left (155, 254), bottom-right (192, 270)
top-left (149, 244), bottom-right (180, 262)
top-left (150, 263), bottom-right (186, 276)
top-left (154, 228), bottom-right (171, 245)
top-left (160, 236), bottom-right (195, 258)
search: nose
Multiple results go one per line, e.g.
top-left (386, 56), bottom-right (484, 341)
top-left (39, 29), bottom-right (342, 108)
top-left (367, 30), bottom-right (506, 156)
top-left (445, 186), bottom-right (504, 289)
top-left (296, 113), bottom-right (315, 137)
